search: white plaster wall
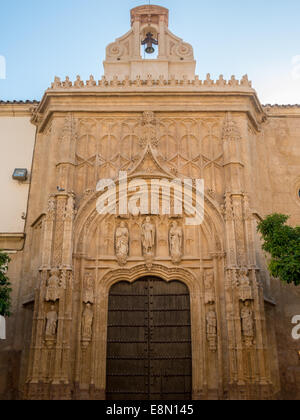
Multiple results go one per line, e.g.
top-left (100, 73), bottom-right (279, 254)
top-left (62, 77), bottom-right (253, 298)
top-left (0, 117), bottom-right (36, 233)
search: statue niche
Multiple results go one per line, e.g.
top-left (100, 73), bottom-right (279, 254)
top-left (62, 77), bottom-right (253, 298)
top-left (241, 301), bottom-right (255, 348)
top-left (83, 272), bottom-right (94, 304)
top-left (45, 305), bottom-right (58, 338)
top-left (169, 221), bottom-right (183, 264)
top-left (45, 269), bottom-right (61, 302)
top-left (82, 303), bottom-right (94, 344)
top-left (115, 222), bottom-right (129, 266)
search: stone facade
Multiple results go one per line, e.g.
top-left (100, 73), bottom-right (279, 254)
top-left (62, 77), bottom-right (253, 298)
top-left (0, 5), bottom-right (299, 400)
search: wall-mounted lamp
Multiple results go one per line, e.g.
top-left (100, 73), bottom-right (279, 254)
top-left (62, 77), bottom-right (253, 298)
top-left (12, 168), bottom-right (28, 182)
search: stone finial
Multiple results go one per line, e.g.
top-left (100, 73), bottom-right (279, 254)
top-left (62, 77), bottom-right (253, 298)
top-left (62, 76), bottom-right (72, 88)
top-left (241, 74), bottom-right (252, 87)
top-left (98, 76), bottom-right (108, 87)
top-left (86, 75), bottom-right (96, 87)
top-left (169, 75), bottom-right (177, 86)
top-left (229, 75), bottom-right (239, 87)
top-left (204, 73), bottom-right (214, 86)
top-left (123, 75), bottom-right (131, 87)
top-left (74, 75), bottom-right (84, 88)
top-left (135, 75), bottom-right (142, 87)
top-left (216, 75), bottom-right (226, 86)
top-left (51, 76), bottom-right (62, 89)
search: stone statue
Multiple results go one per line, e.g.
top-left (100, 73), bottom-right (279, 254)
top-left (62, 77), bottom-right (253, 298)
top-left (241, 301), bottom-right (254, 347)
top-left (45, 269), bottom-right (60, 302)
top-left (141, 217), bottom-right (155, 256)
top-left (82, 303), bottom-right (93, 341)
top-left (169, 221), bottom-right (183, 264)
top-left (83, 273), bottom-right (94, 304)
top-left (115, 222), bottom-right (129, 265)
top-left (206, 309), bottom-right (217, 352)
top-left (204, 272), bottom-right (215, 305)
top-left (45, 305), bottom-right (58, 337)
top-left (238, 268), bottom-right (253, 302)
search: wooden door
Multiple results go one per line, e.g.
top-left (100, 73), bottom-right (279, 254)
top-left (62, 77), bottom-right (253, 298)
top-left (106, 277), bottom-right (192, 400)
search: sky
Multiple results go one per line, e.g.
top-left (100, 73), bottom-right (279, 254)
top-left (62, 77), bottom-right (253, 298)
top-left (0, 0), bottom-right (300, 104)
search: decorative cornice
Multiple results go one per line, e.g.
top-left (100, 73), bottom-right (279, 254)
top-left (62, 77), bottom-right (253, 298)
top-left (48, 74), bottom-right (254, 91)
top-left (0, 100), bottom-right (39, 117)
top-left (0, 233), bottom-right (25, 251)
top-left (263, 104), bottom-right (300, 117)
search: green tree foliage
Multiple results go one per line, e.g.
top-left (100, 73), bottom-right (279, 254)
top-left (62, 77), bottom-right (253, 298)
top-left (0, 251), bottom-right (12, 317)
top-left (257, 214), bottom-right (300, 286)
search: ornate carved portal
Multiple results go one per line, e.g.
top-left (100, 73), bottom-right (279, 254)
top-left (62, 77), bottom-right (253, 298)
top-left (24, 110), bottom-right (276, 400)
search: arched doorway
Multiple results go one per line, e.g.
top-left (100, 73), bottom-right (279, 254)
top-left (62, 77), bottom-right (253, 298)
top-left (106, 277), bottom-right (192, 400)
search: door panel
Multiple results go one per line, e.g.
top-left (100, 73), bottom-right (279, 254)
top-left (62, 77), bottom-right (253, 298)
top-left (106, 277), bottom-right (192, 400)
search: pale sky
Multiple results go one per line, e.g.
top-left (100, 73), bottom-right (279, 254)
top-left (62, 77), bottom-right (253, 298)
top-left (0, 0), bottom-right (300, 104)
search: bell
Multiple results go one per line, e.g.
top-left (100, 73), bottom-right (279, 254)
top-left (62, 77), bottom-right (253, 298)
top-left (145, 46), bottom-right (155, 54)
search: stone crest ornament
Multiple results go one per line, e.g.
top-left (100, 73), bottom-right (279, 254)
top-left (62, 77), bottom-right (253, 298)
top-left (238, 268), bottom-right (253, 302)
top-left (45, 269), bottom-right (61, 302)
top-left (45, 305), bottom-right (58, 338)
top-left (206, 309), bottom-right (217, 352)
top-left (169, 221), bottom-right (183, 264)
top-left (115, 222), bottom-right (129, 265)
top-left (83, 273), bottom-right (94, 304)
top-left (241, 301), bottom-right (255, 348)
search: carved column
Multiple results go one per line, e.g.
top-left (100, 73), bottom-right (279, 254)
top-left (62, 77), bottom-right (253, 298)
top-left (222, 113), bottom-right (272, 399)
